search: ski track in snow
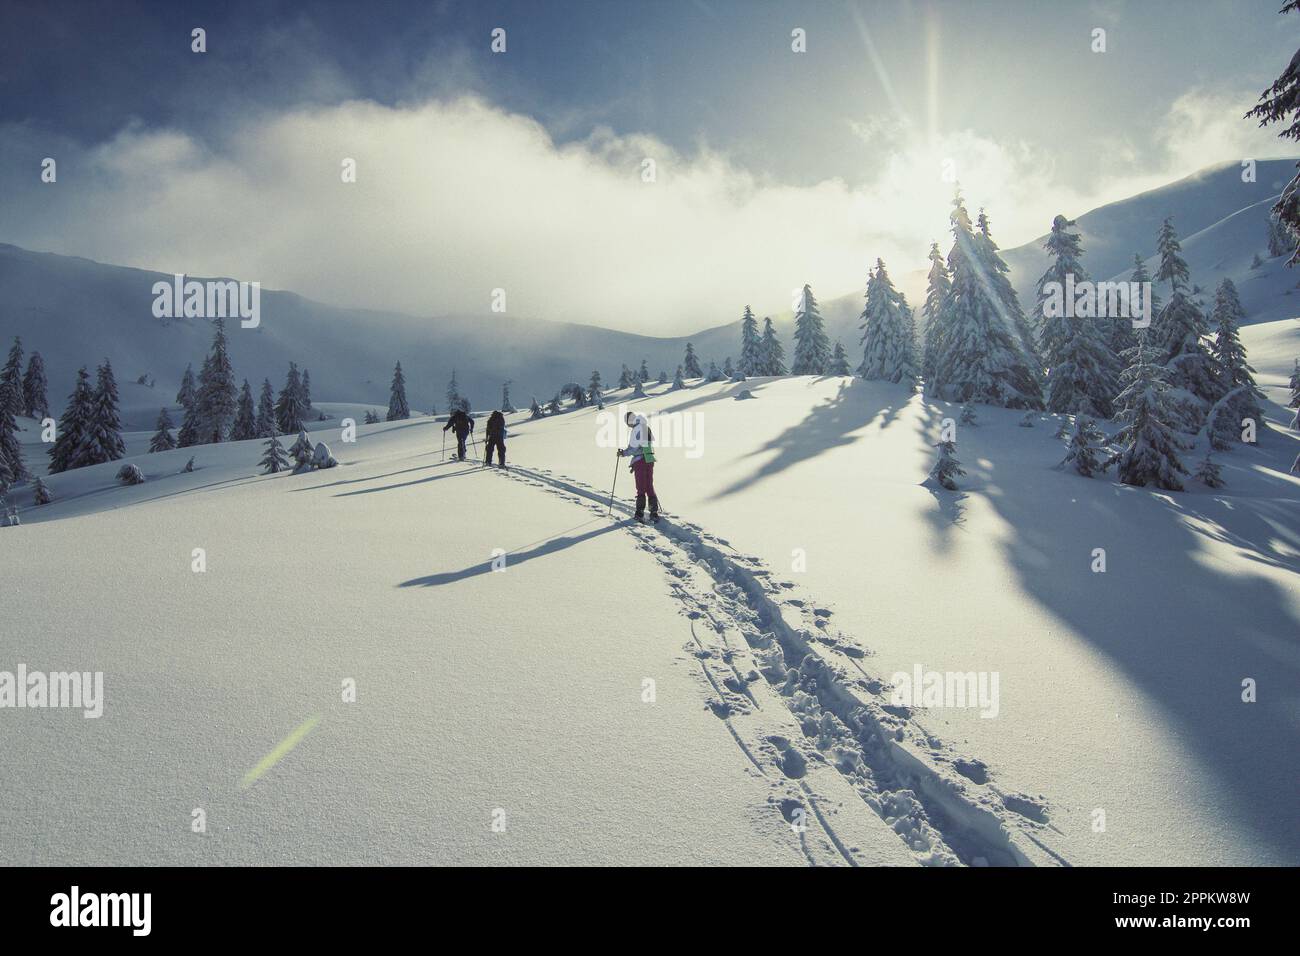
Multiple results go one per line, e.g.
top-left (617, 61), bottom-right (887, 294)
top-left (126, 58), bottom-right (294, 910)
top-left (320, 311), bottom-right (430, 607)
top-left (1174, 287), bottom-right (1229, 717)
top-left (493, 462), bottom-right (1069, 867)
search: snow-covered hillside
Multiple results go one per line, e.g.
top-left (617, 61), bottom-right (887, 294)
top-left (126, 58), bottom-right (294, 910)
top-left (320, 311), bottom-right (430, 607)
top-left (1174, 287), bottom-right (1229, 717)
top-left (5, 317), bottom-right (1297, 865)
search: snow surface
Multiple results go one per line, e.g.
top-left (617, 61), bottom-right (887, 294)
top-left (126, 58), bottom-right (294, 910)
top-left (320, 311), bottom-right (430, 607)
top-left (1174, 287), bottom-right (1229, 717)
top-left (4, 319), bottom-right (1296, 865)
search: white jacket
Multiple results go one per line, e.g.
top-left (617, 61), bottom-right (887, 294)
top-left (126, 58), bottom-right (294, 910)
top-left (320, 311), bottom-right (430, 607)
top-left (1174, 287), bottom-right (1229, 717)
top-left (622, 415), bottom-right (652, 463)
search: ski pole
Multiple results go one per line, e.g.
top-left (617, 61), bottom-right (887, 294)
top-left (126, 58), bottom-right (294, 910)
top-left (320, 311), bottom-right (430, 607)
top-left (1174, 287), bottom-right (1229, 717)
top-left (607, 452), bottom-right (620, 516)
top-left (441, 427), bottom-right (445, 460)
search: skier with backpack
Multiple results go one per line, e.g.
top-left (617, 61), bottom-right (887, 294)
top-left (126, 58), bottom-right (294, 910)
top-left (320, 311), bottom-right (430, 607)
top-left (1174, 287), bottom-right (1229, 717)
top-left (617, 410), bottom-right (659, 523)
top-left (485, 410), bottom-right (507, 467)
top-left (443, 408), bottom-right (474, 461)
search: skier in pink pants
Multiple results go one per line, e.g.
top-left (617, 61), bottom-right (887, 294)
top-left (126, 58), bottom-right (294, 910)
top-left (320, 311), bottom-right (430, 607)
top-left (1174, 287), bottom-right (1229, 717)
top-left (617, 410), bottom-right (659, 523)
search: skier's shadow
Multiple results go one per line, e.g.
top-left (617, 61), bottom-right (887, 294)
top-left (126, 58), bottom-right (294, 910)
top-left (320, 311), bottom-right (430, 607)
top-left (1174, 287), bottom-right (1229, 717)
top-left (397, 521), bottom-right (623, 588)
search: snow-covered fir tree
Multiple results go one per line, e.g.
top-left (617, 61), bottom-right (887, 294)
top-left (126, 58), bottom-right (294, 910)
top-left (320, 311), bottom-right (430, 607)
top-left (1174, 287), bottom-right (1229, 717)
top-left (920, 241), bottom-right (952, 388)
top-left (33, 476), bottom-right (51, 505)
top-left (149, 407), bottom-right (177, 453)
top-left (1108, 335), bottom-right (1188, 491)
top-left (587, 370), bottom-right (602, 406)
top-left (791, 284), bottom-right (831, 375)
top-left (1211, 277), bottom-right (1265, 442)
top-left (683, 343), bottom-right (703, 378)
top-left (1059, 416), bottom-right (1107, 477)
top-left (547, 392), bottom-right (562, 414)
top-left (1152, 219), bottom-right (1222, 427)
top-left (82, 359), bottom-right (126, 465)
top-left (927, 439), bottom-right (965, 490)
top-left (1289, 358), bottom-right (1300, 408)
top-left (1112, 254), bottom-right (1155, 359)
top-left (1035, 215), bottom-right (1088, 371)
top-left (301, 369), bottom-right (312, 412)
top-left (631, 379), bottom-right (647, 397)
top-left (703, 359), bottom-right (721, 382)
top-left (658, 370), bottom-right (668, 384)
top-left (858, 259), bottom-right (918, 387)
top-left (975, 209), bottom-right (1043, 374)
top-left (739, 307), bottom-right (762, 376)
top-left (933, 195), bottom-right (1044, 408)
top-left (1267, 210), bottom-right (1294, 259)
top-left (501, 380), bottom-right (517, 414)
top-left (617, 364), bottom-right (634, 389)
top-left (445, 369), bottom-right (469, 415)
top-left (229, 380), bottom-right (257, 441)
top-left (759, 317), bottom-right (786, 375)
top-left (22, 351), bottom-right (48, 419)
top-left (0, 383), bottom-right (23, 485)
top-left (529, 397), bottom-right (544, 419)
top-left (289, 430), bottom-right (315, 470)
top-left (638, 360), bottom-right (650, 383)
top-left (276, 363), bottom-right (307, 435)
top-left (259, 433), bottom-right (290, 474)
top-left (960, 402), bottom-right (978, 425)
top-left (671, 365), bottom-right (685, 390)
top-left (255, 379), bottom-right (276, 437)
top-left (723, 357), bottom-right (734, 379)
top-left (47, 369), bottom-right (90, 473)
top-left (829, 341), bottom-right (851, 375)
top-left (387, 362), bottom-right (410, 421)
top-left (176, 363), bottom-right (197, 412)
top-left (1, 338), bottom-right (24, 418)
top-left (1249, 7), bottom-right (1300, 265)
top-left (1194, 450), bottom-right (1225, 488)
top-left (195, 318), bottom-right (238, 443)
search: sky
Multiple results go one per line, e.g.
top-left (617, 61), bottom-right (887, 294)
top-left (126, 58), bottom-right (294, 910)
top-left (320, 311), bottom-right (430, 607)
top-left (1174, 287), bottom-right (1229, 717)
top-left (1, 0), bottom-right (1296, 334)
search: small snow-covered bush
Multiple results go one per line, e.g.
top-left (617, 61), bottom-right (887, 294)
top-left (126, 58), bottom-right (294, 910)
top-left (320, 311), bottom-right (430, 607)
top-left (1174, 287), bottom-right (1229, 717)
top-left (927, 440), bottom-right (965, 490)
top-left (311, 441), bottom-right (338, 469)
top-left (734, 389), bottom-right (756, 401)
top-left (116, 463), bottom-right (145, 485)
top-left (959, 402), bottom-right (978, 426)
top-left (33, 477), bottom-right (52, 505)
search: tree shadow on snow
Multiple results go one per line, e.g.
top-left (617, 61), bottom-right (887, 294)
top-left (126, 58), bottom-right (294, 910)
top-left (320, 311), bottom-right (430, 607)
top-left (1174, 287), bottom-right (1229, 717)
top-left (397, 521), bottom-right (622, 588)
top-left (709, 379), bottom-right (902, 500)
top-left (967, 445), bottom-right (1300, 863)
top-left (332, 466), bottom-right (481, 497)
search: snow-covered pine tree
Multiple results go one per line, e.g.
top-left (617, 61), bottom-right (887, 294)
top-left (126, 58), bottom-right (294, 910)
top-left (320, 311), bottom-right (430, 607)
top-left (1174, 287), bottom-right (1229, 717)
top-left (446, 369), bottom-right (468, 415)
top-left (1248, 6), bottom-right (1300, 265)
top-left (791, 284), bottom-right (831, 375)
top-left (683, 343), bottom-right (703, 378)
top-left (1289, 358), bottom-right (1300, 408)
top-left (0, 378), bottom-right (24, 484)
top-left (195, 318), bottom-right (238, 443)
top-left (48, 368), bottom-right (93, 474)
top-left (632, 379), bottom-right (647, 397)
top-left (149, 407), bottom-right (177, 452)
top-left (739, 307), bottom-right (763, 376)
top-left (920, 241), bottom-right (952, 388)
top-left (501, 380), bottom-right (517, 414)
top-left (638, 360), bottom-right (650, 383)
top-left (1111, 254), bottom-right (1155, 359)
top-left (829, 341), bottom-right (851, 375)
top-left (547, 392), bottom-right (562, 414)
top-left (927, 439), bottom-right (965, 490)
top-left (658, 370), bottom-right (668, 384)
top-left (1108, 335), bottom-right (1188, 490)
top-left (259, 433), bottom-right (290, 474)
top-left (976, 209), bottom-right (1044, 374)
top-left (230, 380), bottom-right (257, 441)
top-left (1211, 277), bottom-right (1265, 443)
top-left (723, 357), bottom-right (734, 378)
top-left (530, 397), bottom-right (544, 419)
top-left (587, 370), bottom-right (602, 405)
top-left (1194, 450), bottom-right (1225, 488)
top-left (618, 364), bottom-right (634, 389)
top-left (934, 195), bottom-right (1044, 408)
top-left (22, 351), bottom-right (49, 419)
top-left (1, 338), bottom-right (23, 418)
top-left (276, 363), bottom-right (307, 435)
top-left (33, 476), bottom-right (51, 505)
top-left (1035, 215), bottom-right (1087, 371)
top-left (960, 402), bottom-right (978, 425)
top-left (289, 430), bottom-right (314, 470)
top-left (706, 360), bottom-right (723, 383)
top-left (82, 359), bottom-right (127, 465)
top-left (176, 363), bottom-right (197, 412)
top-left (387, 362), bottom-right (410, 421)
top-left (116, 463), bottom-right (145, 485)
top-left (858, 259), bottom-right (918, 387)
top-left (1059, 416), bottom-right (1107, 477)
top-left (1267, 210), bottom-right (1294, 259)
top-left (672, 366), bottom-right (685, 390)
top-left (255, 379), bottom-right (276, 437)
top-left (301, 369), bottom-right (312, 411)
top-left (759, 317), bottom-right (786, 375)
top-left (1152, 219), bottom-right (1222, 427)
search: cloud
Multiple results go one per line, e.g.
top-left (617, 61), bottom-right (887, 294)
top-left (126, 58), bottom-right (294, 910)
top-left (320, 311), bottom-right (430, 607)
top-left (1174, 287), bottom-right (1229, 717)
top-left (0, 87), bottom-right (1292, 333)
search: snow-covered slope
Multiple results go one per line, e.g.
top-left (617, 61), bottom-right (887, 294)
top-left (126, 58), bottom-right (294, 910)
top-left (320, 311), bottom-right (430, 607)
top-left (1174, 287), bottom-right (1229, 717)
top-left (6, 317), bottom-right (1297, 865)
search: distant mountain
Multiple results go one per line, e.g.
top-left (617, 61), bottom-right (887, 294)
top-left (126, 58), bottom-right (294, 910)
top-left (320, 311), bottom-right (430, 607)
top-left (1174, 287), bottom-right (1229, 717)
top-left (0, 243), bottom-right (740, 428)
